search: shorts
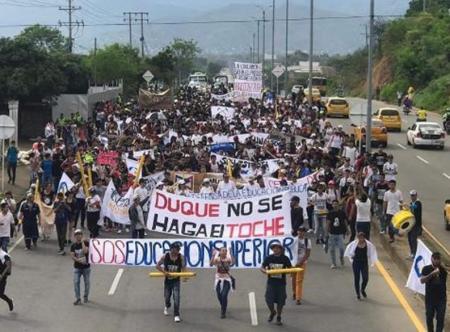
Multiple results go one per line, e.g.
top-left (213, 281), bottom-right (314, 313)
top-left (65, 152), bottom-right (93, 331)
top-left (265, 283), bottom-right (287, 306)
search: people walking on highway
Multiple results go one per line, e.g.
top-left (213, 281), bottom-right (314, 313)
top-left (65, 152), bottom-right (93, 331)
top-left (0, 202), bottom-right (14, 252)
top-left (383, 180), bottom-right (404, 243)
top-left (327, 201), bottom-right (347, 269)
top-left (416, 107), bottom-right (427, 122)
top-left (128, 196), bottom-right (146, 239)
top-left (4, 192), bottom-right (17, 243)
top-left (345, 185), bottom-right (357, 243)
top-left (408, 190), bottom-right (422, 258)
top-left (53, 192), bottom-right (70, 255)
top-left (344, 232), bottom-right (378, 300)
top-left (0, 248), bottom-right (13, 311)
top-left (18, 193), bottom-right (40, 250)
top-left (354, 191), bottom-right (372, 240)
top-left (156, 242), bottom-right (186, 323)
top-left (6, 140), bottom-right (18, 185)
top-left (40, 182), bottom-right (55, 241)
top-left (261, 240), bottom-right (292, 326)
top-left (290, 196), bottom-right (304, 236)
top-left (374, 173), bottom-right (389, 233)
top-left (382, 155), bottom-right (398, 182)
top-left (70, 229), bottom-right (90, 305)
top-left (292, 227), bottom-right (311, 304)
top-left (210, 247), bottom-right (235, 318)
top-left (310, 183), bottom-right (329, 246)
top-left (86, 187), bottom-right (101, 238)
top-left (420, 252), bottom-right (447, 332)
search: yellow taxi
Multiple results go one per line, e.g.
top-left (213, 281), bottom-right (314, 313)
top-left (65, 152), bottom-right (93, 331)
top-left (325, 97), bottom-right (350, 118)
top-left (353, 118), bottom-right (388, 148)
top-left (303, 88), bottom-right (321, 102)
top-left (374, 107), bottom-right (402, 132)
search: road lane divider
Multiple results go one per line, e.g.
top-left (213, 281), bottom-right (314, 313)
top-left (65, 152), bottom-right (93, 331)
top-left (375, 261), bottom-right (426, 332)
top-left (416, 156), bottom-right (429, 165)
top-left (442, 173), bottom-right (450, 180)
top-left (397, 143), bottom-right (407, 150)
top-left (108, 268), bottom-right (124, 296)
top-left (248, 292), bottom-right (258, 326)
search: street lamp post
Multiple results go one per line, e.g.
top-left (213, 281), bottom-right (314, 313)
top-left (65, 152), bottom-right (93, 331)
top-left (257, 20), bottom-right (260, 62)
top-left (271, 0), bottom-right (275, 91)
top-left (284, 0), bottom-right (289, 96)
top-left (366, 0), bottom-right (374, 153)
top-left (252, 33), bottom-right (256, 63)
top-left (308, 0), bottom-right (314, 106)
top-left (262, 10), bottom-right (266, 86)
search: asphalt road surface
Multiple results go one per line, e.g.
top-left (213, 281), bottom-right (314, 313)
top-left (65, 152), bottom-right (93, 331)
top-left (340, 98), bottom-right (450, 253)
top-left (1, 230), bottom-right (422, 332)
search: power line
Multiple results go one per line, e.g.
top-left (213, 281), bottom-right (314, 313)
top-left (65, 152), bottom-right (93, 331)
top-left (58, 0), bottom-right (82, 52)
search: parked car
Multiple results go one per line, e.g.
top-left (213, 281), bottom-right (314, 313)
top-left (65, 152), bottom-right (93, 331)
top-left (406, 122), bottom-right (445, 149)
top-left (374, 107), bottom-right (402, 132)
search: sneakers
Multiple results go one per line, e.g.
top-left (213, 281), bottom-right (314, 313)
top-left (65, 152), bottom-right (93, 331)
top-left (307, 229), bottom-right (314, 234)
top-left (83, 297), bottom-right (89, 303)
top-left (58, 250), bottom-right (66, 255)
top-left (330, 264), bottom-right (337, 269)
top-left (379, 230), bottom-right (386, 234)
top-left (174, 316), bottom-right (181, 323)
top-left (73, 299), bottom-right (81, 306)
top-left (164, 307), bottom-right (169, 316)
top-left (296, 300), bottom-right (302, 305)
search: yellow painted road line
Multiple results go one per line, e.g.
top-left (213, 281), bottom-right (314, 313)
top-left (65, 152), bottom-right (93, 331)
top-left (375, 261), bottom-right (426, 332)
top-left (422, 226), bottom-right (450, 257)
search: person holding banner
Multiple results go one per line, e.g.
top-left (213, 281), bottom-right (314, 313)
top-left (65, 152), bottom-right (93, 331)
top-left (210, 247), bottom-right (235, 319)
top-left (344, 232), bottom-right (378, 300)
top-left (261, 241), bottom-right (292, 326)
top-left (420, 252), bottom-right (447, 332)
top-left (156, 242), bottom-right (186, 323)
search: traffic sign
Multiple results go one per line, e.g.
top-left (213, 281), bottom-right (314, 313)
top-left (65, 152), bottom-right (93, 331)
top-left (142, 70), bottom-right (154, 83)
top-left (0, 115), bottom-right (15, 139)
top-left (272, 65), bottom-right (285, 78)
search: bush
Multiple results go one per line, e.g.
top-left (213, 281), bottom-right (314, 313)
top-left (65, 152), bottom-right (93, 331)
top-left (380, 80), bottom-right (409, 102)
top-left (414, 74), bottom-right (450, 111)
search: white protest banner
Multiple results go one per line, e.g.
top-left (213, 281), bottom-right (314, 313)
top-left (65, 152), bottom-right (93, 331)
top-left (89, 236), bottom-right (297, 268)
top-left (212, 153), bottom-right (254, 177)
top-left (143, 171), bottom-right (165, 193)
top-left (211, 106), bottom-right (235, 120)
top-left (57, 172), bottom-right (75, 193)
top-left (234, 62), bottom-right (262, 101)
top-left (211, 92), bottom-right (234, 101)
top-left (211, 133), bottom-right (269, 145)
top-left (100, 181), bottom-right (133, 225)
top-left (126, 158), bottom-right (141, 177)
top-left (147, 190), bottom-right (291, 239)
top-left (406, 240), bottom-right (432, 295)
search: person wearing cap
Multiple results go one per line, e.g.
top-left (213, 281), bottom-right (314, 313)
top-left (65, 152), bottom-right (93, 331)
top-left (290, 196), bottom-right (304, 236)
top-left (70, 229), bottom-right (90, 305)
top-left (156, 242), bottom-right (186, 323)
top-left (85, 187), bottom-right (101, 238)
top-left (0, 247), bottom-right (13, 311)
top-left (383, 180), bottom-right (403, 243)
top-left (128, 196), bottom-right (145, 239)
top-left (261, 240), bottom-right (292, 326)
top-left (420, 252), bottom-right (447, 332)
top-left (199, 178), bottom-right (214, 194)
top-left (292, 227), bottom-right (311, 305)
top-left (53, 192), bottom-right (70, 255)
top-left (18, 193), bottom-right (40, 250)
top-left (0, 201), bottom-right (14, 252)
top-left (408, 190), bottom-right (422, 258)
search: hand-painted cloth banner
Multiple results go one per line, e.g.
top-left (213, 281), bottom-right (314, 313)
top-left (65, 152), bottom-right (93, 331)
top-left (406, 240), bottom-right (432, 295)
top-left (209, 143), bottom-right (235, 154)
top-left (89, 236), bottom-right (297, 268)
top-left (234, 62), bottom-right (262, 101)
top-left (97, 151), bottom-right (119, 167)
top-left (211, 153), bottom-right (282, 177)
top-left (211, 92), bottom-right (234, 101)
top-left (211, 106), bottom-right (235, 120)
top-left (57, 172), bottom-right (75, 194)
top-left (147, 190), bottom-right (291, 238)
top-left (100, 181), bottom-right (133, 225)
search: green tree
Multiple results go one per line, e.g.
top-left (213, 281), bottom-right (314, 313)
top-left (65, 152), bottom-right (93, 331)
top-left (16, 25), bottom-right (68, 53)
top-left (146, 46), bottom-right (176, 85)
top-left (169, 38), bottom-right (201, 83)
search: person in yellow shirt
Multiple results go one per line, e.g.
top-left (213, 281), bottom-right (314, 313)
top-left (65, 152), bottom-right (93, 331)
top-left (417, 107), bottom-right (427, 122)
top-left (445, 199), bottom-right (450, 231)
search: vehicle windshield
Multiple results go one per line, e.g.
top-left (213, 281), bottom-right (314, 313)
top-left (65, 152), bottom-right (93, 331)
top-left (190, 76), bottom-right (207, 83)
top-left (419, 124), bottom-right (441, 130)
top-left (330, 99), bottom-right (347, 105)
top-left (380, 109), bottom-right (399, 116)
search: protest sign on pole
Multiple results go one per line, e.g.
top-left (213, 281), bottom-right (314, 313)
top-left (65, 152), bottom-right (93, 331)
top-left (100, 181), bottom-right (133, 225)
top-left (211, 106), bottom-right (235, 120)
top-left (57, 172), bottom-right (75, 194)
top-left (406, 239), bottom-right (432, 295)
top-left (89, 236), bottom-right (297, 268)
top-left (147, 190), bottom-right (291, 238)
top-left (97, 151), bottom-right (119, 167)
top-left (234, 62), bottom-right (262, 101)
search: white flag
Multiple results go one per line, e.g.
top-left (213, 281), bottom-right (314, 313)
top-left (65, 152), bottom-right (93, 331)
top-left (406, 239), bottom-right (432, 295)
top-left (57, 172), bottom-right (75, 194)
top-left (100, 181), bottom-right (133, 225)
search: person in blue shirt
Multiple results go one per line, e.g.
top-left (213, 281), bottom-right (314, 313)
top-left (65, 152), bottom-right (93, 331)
top-left (41, 153), bottom-right (53, 186)
top-left (6, 141), bottom-right (18, 185)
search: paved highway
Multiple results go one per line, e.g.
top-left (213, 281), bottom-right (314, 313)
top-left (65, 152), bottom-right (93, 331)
top-left (1, 231), bottom-right (423, 332)
top-left (341, 98), bottom-right (450, 254)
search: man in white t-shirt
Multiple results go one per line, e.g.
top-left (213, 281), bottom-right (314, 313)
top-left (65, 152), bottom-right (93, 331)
top-left (0, 202), bottom-right (14, 252)
top-left (383, 180), bottom-right (403, 243)
top-left (341, 141), bottom-right (358, 166)
top-left (292, 227), bottom-right (311, 305)
top-left (383, 155), bottom-right (398, 182)
top-left (310, 184), bottom-right (329, 246)
top-left (217, 174), bottom-right (236, 194)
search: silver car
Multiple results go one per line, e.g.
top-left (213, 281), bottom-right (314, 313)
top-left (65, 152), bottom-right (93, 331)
top-left (406, 122), bottom-right (445, 149)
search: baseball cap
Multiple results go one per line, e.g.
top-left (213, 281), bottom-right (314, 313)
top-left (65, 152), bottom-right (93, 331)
top-left (409, 190), bottom-right (417, 196)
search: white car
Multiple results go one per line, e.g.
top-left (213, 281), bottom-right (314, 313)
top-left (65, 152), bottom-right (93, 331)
top-left (291, 85), bottom-right (304, 94)
top-left (406, 122), bottom-right (445, 149)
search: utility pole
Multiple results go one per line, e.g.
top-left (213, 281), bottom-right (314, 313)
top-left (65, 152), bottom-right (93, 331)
top-left (308, 0), bottom-right (314, 106)
top-left (252, 33), bottom-right (256, 63)
top-left (59, 0), bottom-right (81, 53)
top-left (271, 0), bottom-right (275, 91)
top-left (94, 37), bottom-right (97, 86)
top-left (136, 12), bottom-right (149, 57)
top-left (284, 0), bottom-right (289, 96)
top-left (256, 20), bottom-right (260, 62)
top-left (366, 0), bottom-right (375, 153)
top-left (262, 10), bottom-right (266, 86)
top-left (250, 46), bottom-right (253, 62)
top-left (123, 12), bottom-right (133, 47)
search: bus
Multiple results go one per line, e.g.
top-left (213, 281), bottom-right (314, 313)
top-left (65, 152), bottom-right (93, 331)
top-left (188, 72), bottom-right (208, 92)
top-left (308, 76), bottom-right (327, 96)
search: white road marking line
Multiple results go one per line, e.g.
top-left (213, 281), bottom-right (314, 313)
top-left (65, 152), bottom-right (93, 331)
top-left (416, 155), bottom-right (429, 165)
top-left (443, 173), bottom-right (450, 180)
top-left (9, 235), bottom-right (24, 253)
top-left (248, 291), bottom-right (258, 326)
top-left (108, 268), bottom-right (124, 296)
top-left (397, 143), bottom-right (407, 150)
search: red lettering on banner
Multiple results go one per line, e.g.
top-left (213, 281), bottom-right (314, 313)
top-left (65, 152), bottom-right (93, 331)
top-left (225, 216), bottom-right (285, 238)
top-left (238, 223), bottom-right (252, 237)
top-left (266, 216), bottom-right (284, 236)
top-left (154, 192), bottom-right (220, 218)
top-left (227, 224), bottom-right (238, 237)
top-left (253, 221), bottom-right (264, 237)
